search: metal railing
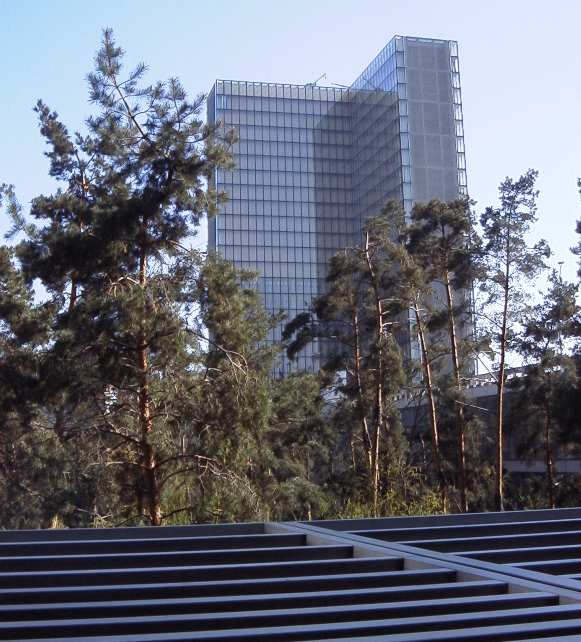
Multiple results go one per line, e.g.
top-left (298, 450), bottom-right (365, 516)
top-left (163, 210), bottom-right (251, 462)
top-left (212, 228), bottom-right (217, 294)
top-left (2, 508), bottom-right (581, 640)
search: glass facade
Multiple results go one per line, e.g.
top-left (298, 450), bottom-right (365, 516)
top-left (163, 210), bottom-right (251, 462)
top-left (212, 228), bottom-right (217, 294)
top-left (208, 35), bottom-right (466, 373)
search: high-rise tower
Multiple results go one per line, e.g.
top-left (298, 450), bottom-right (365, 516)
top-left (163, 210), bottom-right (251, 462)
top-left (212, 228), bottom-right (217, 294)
top-left (208, 35), bottom-right (466, 372)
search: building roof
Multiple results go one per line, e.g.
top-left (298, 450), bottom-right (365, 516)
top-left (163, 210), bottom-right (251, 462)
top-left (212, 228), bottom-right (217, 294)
top-left (2, 508), bottom-right (581, 640)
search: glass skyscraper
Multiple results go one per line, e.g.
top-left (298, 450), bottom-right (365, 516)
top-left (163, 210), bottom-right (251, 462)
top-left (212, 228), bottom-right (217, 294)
top-left (208, 35), bottom-right (466, 372)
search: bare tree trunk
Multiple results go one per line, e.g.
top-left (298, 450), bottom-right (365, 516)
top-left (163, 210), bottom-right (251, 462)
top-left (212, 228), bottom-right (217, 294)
top-left (364, 232), bottom-right (384, 517)
top-left (495, 247), bottom-right (511, 513)
top-left (495, 348), bottom-right (506, 512)
top-left (443, 271), bottom-right (468, 512)
top-left (352, 303), bottom-right (372, 472)
top-left (413, 301), bottom-right (447, 512)
top-left (371, 420), bottom-right (381, 517)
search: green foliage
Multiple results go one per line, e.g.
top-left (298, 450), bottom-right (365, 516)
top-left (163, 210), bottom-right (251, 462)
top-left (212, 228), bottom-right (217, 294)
top-left (266, 373), bottom-right (334, 520)
top-left (334, 460), bottom-right (445, 519)
top-left (408, 198), bottom-right (476, 289)
top-left (509, 271), bottom-right (580, 507)
top-left (184, 255), bottom-right (276, 523)
top-left (480, 170), bottom-right (551, 345)
top-left (574, 178), bottom-right (581, 281)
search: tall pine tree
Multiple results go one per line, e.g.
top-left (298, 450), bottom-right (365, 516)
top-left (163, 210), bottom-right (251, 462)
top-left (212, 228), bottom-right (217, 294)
top-left (284, 212), bottom-right (408, 515)
top-left (406, 198), bottom-right (479, 512)
top-left (480, 170), bottom-right (549, 511)
top-left (10, 29), bottom-right (234, 525)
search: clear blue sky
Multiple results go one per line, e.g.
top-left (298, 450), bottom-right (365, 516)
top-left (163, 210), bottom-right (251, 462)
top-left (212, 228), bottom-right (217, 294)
top-left (1, 0), bottom-right (580, 281)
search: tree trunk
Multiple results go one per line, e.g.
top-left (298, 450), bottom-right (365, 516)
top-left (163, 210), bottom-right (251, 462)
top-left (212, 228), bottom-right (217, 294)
top-left (68, 275), bottom-right (78, 313)
top-left (352, 303), bottom-right (372, 472)
top-left (413, 301), bottom-right (447, 512)
top-left (142, 441), bottom-right (162, 526)
top-left (495, 365), bottom-right (505, 512)
top-left (349, 431), bottom-right (357, 473)
top-left (544, 401), bottom-right (556, 509)
top-left (495, 247), bottom-right (511, 513)
top-left (137, 237), bottom-right (162, 526)
top-left (68, 173), bottom-right (88, 313)
top-left (443, 272), bottom-right (468, 512)
top-left (364, 232), bottom-right (384, 517)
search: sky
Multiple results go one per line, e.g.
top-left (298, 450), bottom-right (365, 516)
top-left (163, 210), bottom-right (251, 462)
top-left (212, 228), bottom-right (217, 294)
top-left (1, 0), bottom-right (580, 282)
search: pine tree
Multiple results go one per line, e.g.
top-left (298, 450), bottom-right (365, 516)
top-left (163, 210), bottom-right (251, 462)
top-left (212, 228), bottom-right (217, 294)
top-left (364, 202), bottom-right (448, 508)
top-left (189, 254), bottom-right (278, 522)
top-left (9, 29), bottom-right (234, 525)
top-left (373, 205), bottom-right (447, 510)
top-left (480, 170), bottom-right (550, 511)
top-left (511, 270), bottom-right (579, 508)
top-left (406, 198), bottom-right (479, 512)
top-left (267, 373), bottom-right (333, 520)
top-left (0, 242), bottom-right (48, 526)
top-left (1, 186), bottom-right (131, 528)
top-left (193, 255), bottom-right (333, 523)
top-left (284, 212), bottom-right (408, 515)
